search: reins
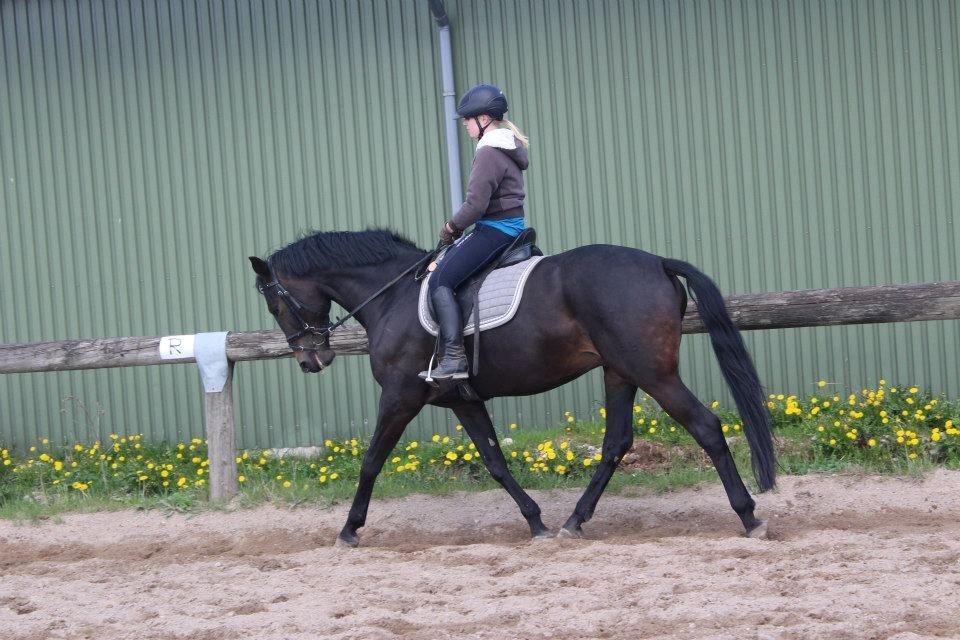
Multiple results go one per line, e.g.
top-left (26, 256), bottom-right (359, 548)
top-left (261, 245), bottom-right (442, 352)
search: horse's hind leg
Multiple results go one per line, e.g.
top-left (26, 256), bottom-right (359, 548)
top-left (560, 368), bottom-right (637, 538)
top-left (453, 401), bottom-right (552, 539)
top-left (644, 374), bottom-right (766, 537)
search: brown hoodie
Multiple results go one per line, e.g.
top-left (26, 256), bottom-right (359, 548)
top-left (451, 128), bottom-right (529, 231)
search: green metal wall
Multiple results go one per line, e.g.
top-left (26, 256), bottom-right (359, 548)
top-left (1, 1), bottom-right (958, 451)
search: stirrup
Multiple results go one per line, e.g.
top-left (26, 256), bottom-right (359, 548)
top-left (418, 351), bottom-right (438, 383)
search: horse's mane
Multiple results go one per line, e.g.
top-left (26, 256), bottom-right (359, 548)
top-left (267, 228), bottom-right (426, 277)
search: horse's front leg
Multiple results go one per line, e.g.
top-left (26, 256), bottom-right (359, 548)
top-left (336, 384), bottom-right (425, 548)
top-left (453, 401), bottom-right (552, 539)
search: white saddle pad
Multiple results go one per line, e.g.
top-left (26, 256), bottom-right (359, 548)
top-left (418, 256), bottom-right (546, 337)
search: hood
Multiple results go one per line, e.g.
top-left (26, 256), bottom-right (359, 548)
top-left (476, 128), bottom-right (529, 170)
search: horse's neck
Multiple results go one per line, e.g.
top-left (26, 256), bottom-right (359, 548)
top-left (324, 257), bottom-right (423, 331)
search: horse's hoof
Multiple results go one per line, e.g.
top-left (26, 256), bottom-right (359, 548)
top-left (334, 533), bottom-right (359, 548)
top-left (746, 520), bottom-right (769, 539)
top-left (531, 530), bottom-right (555, 541)
top-left (557, 526), bottom-right (584, 539)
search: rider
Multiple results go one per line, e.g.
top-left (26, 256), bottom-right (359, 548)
top-left (420, 83), bottom-right (530, 381)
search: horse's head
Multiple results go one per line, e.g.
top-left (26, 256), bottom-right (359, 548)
top-left (249, 256), bottom-right (337, 373)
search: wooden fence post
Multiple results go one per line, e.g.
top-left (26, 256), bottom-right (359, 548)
top-left (205, 361), bottom-right (237, 500)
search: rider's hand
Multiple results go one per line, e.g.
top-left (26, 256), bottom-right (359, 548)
top-left (438, 219), bottom-right (462, 245)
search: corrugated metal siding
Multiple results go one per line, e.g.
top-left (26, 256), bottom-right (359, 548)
top-left (450, 0), bottom-right (960, 429)
top-left (1, 1), bottom-right (957, 451)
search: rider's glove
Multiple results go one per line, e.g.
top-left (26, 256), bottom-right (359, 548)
top-left (438, 219), bottom-right (462, 245)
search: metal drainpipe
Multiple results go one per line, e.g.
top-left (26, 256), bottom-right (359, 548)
top-left (427, 0), bottom-right (463, 214)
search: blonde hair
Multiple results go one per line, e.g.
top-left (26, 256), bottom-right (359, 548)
top-left (499, 119), bottom-right (529, 148)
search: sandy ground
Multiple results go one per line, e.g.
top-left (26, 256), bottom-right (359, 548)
top-left (2, 471), bottom-right (960, 640)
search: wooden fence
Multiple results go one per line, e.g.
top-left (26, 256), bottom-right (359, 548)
top-left (2, 281), bottom-right (959, 500)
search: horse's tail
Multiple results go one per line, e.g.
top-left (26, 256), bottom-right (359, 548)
top-left (661, 258), bottom-right (776, 492)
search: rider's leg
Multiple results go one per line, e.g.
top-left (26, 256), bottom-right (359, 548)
top-left (421, 225), bottom-right (514, 380)
top-left (426, 285), bottom-right (469, 379)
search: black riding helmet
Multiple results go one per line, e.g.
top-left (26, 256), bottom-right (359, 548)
top-left (456, 83), bottom-right (508, 120)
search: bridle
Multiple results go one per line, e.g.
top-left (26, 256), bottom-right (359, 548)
top-left (257, 276), bottom-right (333, 353)
top-left (259, 247), bottom-right (441, 358)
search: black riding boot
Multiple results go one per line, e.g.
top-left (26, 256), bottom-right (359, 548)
top-left (419, 286), bottom-right (469, 381)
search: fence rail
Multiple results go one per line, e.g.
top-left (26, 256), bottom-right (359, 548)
top-left (2, 280), bottom-right (958, 499)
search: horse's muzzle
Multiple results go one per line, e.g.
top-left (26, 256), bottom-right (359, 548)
top-left (297, 349), bottom-right (335, 373)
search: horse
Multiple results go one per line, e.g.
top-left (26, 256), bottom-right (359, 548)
top-left (249, 229), bottom-right (775, 547)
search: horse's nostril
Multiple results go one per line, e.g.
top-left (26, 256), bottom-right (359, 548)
top-left (299, 361), bottom-right (311, 373)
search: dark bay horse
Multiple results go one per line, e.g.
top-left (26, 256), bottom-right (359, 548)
top-left (250, 229), bottom-right (775, 546)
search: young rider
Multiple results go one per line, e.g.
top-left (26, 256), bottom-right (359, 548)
top-left (420, 83), bottom-right (531, 381)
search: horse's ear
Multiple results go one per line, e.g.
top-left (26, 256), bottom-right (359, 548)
top-left (249, 256), bottom-right (271, 278)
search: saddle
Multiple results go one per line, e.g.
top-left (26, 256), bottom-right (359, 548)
top-left (454, 227), bottom-right (541, 319)
top-left (419, 228), bottom-right (545, 382)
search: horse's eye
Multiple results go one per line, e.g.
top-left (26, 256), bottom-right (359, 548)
top-left (269, 308), bottom-right (279, 317)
